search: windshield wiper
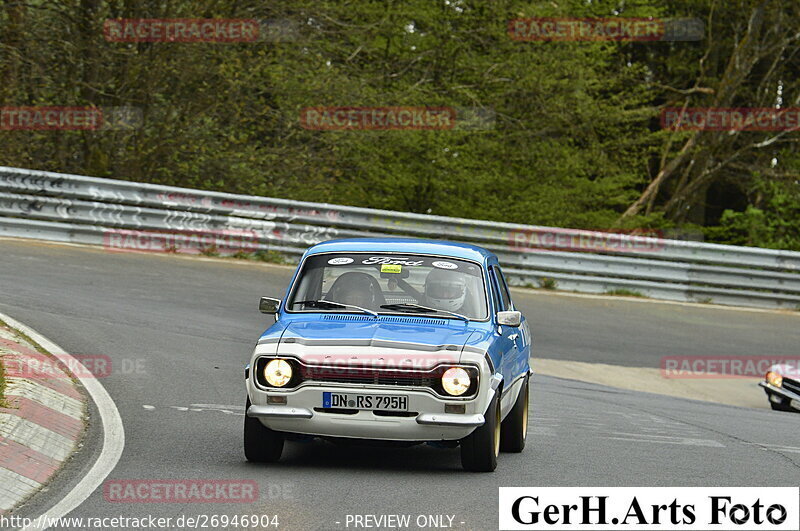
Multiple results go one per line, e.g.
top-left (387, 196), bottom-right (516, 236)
top-left (292, 299), bottom-right (378, 317)
top-left (379, 303), bottom-right (469, 322)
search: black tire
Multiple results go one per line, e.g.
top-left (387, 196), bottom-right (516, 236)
top-left (770, 400), bottom-right (794, 412)
top-left (500, 376), bottom-right (529, 453)
top-left (460, 394), bottom-right (500, 472)
top-left (244, 398), bottom-right (284, 462)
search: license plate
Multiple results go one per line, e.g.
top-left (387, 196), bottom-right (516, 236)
top-left (791, 399), bottom-right (800, 411)
top-left (322, 392), bottom-right (408, 411)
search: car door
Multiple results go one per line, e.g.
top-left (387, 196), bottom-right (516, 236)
top-left (488, 265), bottom-right (518, 416)
top-left (496, 266), bottom-right (530, 379)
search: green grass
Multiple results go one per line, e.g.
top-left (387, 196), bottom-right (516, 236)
top-left (0, 321), bottom-right (47, 407)
top-left (0, 357), bottom-right (6, 408)
top-left (222, 249), bottom-right (292, 264)
top-left (231, 250), bottom-right (252, 260)
top-left (199, 245), bottom-right (220, 257)
top-left (0, 319), bottom-right (87, 412)
top-left (252, 250), bottom-right (290, 264)
top-left (212, 248), bottom-right (293, 265)
top-left (0, 318), bottom-right (58, 408)
top-left (538, 277), bottom-right (558, 290)
top-left (604, 288), bottom-right (646, 298)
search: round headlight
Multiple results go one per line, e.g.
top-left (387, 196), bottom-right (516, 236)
top-left (264, 359), bottom-right (293, 387)
top-left (766, 371), bottom-right (783, 388)
top-left (442, 367), bottom-right (471, 396)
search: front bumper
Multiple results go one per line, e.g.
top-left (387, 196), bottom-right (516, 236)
top-left (759, 382), bottom-right (800, 410)
top-left (247, 383), bottom-right (495, 441)
top-left (247, 405), bottom-right (484, 428)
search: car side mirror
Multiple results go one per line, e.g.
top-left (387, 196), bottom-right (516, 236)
top-left (497, 310), bottom-right (521, 327)
top-left (259, 297), bottom-right (281, 314)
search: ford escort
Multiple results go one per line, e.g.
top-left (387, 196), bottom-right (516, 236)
top-left (244, 238), bottom-right (532, 471)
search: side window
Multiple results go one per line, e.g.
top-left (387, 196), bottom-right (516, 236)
top-left (496, 267), bottom-right (513, 311)
top-left (488, 266), bottom-right (508, 311)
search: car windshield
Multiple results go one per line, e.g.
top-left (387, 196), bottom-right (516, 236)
top-left (287, 253), bottom-right (488, 320)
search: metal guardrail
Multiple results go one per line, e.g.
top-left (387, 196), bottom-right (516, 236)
top-left (1, 166), bottom-right (799, 310)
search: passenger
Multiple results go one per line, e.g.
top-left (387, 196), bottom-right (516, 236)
top-left (423, 268), bottom-right (471, 314)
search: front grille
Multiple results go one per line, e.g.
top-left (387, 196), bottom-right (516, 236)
top-left (300, 365), bottom-right (445, 389)
top-left (782, 377), bottom-right (800, 395)
top-left (255, 356), bottom-right (479, 398)
top-left (299, 364), bottom-right (479, 398)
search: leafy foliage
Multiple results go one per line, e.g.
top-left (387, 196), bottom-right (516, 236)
top-left (0, 0), bottom-right (797, 248)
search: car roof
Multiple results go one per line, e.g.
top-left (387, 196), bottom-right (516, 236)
top-left (304, 238), bottom-right (496, 263)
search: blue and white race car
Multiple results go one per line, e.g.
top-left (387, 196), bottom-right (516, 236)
top-left (244, 238), bottom-right (532, 471)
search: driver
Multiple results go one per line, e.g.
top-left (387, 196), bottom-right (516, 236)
top-left (326, 272), bottom-right (380, 309)
top-left (424, 268), bottom-right (468, 313)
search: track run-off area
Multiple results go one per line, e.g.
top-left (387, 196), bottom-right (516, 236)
top-left (1, 238), bottom-right (798, 530)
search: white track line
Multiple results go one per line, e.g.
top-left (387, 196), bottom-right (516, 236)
top-left (0, 312), bottom-right (125, 531)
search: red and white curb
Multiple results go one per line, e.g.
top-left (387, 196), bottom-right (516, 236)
top-left (0, 326), bottom-right (86, 513)
top-left (0, 312), bottom-right (124, 531)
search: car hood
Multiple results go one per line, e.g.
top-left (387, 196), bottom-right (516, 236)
top-left (281, 318), bottom-right (476, 347)
top-left (264, 317), bottom-right (479, 368)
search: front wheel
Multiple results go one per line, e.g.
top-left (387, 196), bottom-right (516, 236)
top-left (460, 394), bottom-right (500, 472)
top-left (500, 376), bottom-right (529, 452)
top-left (244, 398), bottom-right (284, 462)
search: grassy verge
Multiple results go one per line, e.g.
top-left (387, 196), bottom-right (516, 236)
top-left (157, 247), bottom-right (295, 265)
top-left (228, 249), bottom-right (292, 265)
top-left (604, 288), bottom-right (647, 298)
top-left (0, 318), bottom-right (50, 408)
top-left (0, 356), bottom-right (6, 408)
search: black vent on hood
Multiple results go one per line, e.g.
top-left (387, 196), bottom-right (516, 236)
top-left (321, 315), bottom-right (447, 326)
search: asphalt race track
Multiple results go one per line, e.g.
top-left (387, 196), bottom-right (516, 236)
top-left (1, 238), bottom-right (799, 530)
